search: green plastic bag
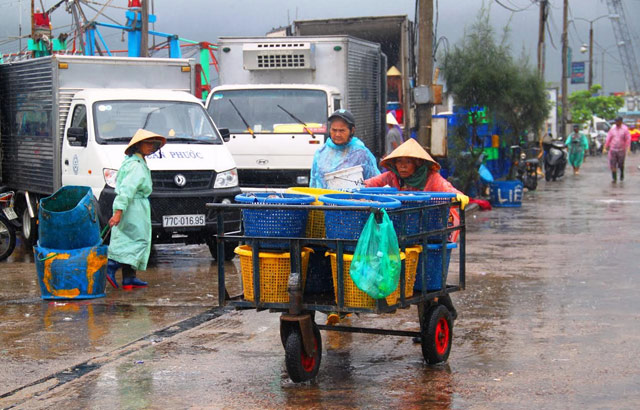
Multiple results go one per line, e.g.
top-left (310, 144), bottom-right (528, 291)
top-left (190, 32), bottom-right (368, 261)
top-left (349, 209), bottom-right (401, 299)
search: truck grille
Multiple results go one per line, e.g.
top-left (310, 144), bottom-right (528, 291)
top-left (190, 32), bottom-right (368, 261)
top-left (151, 170), bottom-right (214, 191)
top-left (257, 53), bottom-right (306, 69)
top-left (238, 169), bottom-right (309, 188)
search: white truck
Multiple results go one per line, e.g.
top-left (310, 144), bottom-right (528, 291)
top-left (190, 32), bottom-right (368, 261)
top-left (0, 55), bottom-right (240, 258)
top-left (205, 35), bottom-right (385, 190)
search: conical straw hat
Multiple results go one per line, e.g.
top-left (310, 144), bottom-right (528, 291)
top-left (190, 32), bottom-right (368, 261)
top-left (387, 65), bottom-right (401, 76)
top-left (125, 129), bottom-right (167, 155)
top-left (380, 138), bottom-right (440, 171)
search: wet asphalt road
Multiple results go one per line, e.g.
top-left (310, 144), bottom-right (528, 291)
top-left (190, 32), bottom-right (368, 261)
top-left (1, 153), bottom-right (640, 409)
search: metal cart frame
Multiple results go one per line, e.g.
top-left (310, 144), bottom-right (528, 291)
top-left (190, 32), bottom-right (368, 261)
top-left (207, 201), bottom-right (465, 382)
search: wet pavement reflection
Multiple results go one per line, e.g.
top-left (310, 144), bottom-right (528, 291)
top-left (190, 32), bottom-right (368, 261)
top-left (2, 154), bottom-right (640, 408)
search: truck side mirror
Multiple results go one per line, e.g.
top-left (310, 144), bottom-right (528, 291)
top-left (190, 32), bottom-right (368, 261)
top-left (218, 128), bottom-right (230, 142)
top-left (67, 127), bottom-right (87, 147)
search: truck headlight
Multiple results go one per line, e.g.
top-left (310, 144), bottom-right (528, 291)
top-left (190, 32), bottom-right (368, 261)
top-left (214, 168), bottom-right (239, 188)
top-left (103, 168), bottom-right (118, 188)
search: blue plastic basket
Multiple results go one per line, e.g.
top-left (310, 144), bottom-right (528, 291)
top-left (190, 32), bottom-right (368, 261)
top-left (414, 242), bottom-right (457, 292)
top-left (235, 193), bottom-right (315, 249)
top-left (423, 192), bottom-right (456, 241)
top-left (384, 192), bottom-right (432, 243)
top-left (319, 193), bottom-right (401, 251)
top-left (352, 187), bottom-right (399, 195)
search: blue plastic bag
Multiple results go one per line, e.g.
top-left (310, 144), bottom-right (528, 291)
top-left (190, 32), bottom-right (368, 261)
top-left (349, 209), bottom-right (401, 299)
top-left (478, 163), bottom-right (494, 183)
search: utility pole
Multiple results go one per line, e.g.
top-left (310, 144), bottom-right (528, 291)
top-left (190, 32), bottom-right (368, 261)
top-left (561, 0), bottom-right (569, 138)
top-left (588, 23), bottom-right (594, 89)
top-left (417, 0), bottom-right (433, 149)
top-left (537, 0), bottom-right (547, 78)
top-left (140, 0), bottom-right (149, 57)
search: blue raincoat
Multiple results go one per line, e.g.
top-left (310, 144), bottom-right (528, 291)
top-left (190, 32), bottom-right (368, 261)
top-left (107, 154), bottom-right (153, 271)
top-left (310, 137), bottom-right (380, 188)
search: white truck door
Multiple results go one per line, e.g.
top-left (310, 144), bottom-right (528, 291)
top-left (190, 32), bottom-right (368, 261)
top-left (61, 103), bottom-right (96, 189)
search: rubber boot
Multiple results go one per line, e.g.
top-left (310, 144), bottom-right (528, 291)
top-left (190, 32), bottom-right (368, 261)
top-left (620, 168), bottom-right (624, 181)
top-left (612, 171), bottom-right (617, 183)
top-left (106, 259), bottom-right (120, 289)
top-left (122, 264), bottom-right (147, 290)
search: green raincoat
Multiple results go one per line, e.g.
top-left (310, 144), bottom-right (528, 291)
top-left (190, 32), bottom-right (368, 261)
top-left (107, 154), bottom-right (153, 271)
top-left (565, 132), bottom-right (589, 168)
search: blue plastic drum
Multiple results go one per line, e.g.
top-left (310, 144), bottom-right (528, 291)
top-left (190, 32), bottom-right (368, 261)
top-left (38, 186), bottom-right (101, 250)
top-left (34, 243), bottom-right (108, 300)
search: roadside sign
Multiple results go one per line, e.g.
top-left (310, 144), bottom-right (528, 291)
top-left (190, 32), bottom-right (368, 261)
top-left (571, 62), bottom-right (586, 84)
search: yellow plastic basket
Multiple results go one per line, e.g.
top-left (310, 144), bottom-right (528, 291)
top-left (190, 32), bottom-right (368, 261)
top-left (403, 246), bottom-right (422, 297)
top-left (286, 187), bottom-right (341, 238)
top-left (235, 245), bottom-right (312, 303)
top-left (326, 250), bottom-right (416, 308)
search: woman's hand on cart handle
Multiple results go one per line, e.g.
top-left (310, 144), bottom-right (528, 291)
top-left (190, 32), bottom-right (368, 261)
top-left (455, 193), bottom-right (469, 210)
top-left (109, 210), bottom-right (123, 227)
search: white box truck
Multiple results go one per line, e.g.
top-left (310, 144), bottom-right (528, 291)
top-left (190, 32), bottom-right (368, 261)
top-left (205, 36), bottom-right (385, 189)
top-left (0, 55), bottom-right (240, 258)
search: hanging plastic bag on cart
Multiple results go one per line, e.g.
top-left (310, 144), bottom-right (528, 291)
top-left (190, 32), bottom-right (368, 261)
top-left (349, 209), bottom-right (401, 299)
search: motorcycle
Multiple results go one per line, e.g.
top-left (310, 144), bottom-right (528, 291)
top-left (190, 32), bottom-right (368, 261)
top-left (589, 130), bottom-right (606, 156)
top-left (510, 145), bottom-right (539, 191)
top-left (0, 189), bottom-right (18, 261)
top-left (543, 139), bottom-right (568, 181)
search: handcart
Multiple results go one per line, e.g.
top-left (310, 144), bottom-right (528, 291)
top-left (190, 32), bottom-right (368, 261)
top-left (206, 199), bottom-right (465, 382)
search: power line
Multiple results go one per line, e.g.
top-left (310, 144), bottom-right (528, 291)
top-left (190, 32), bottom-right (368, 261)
top-left (493, 0), bottom-right (535, 12)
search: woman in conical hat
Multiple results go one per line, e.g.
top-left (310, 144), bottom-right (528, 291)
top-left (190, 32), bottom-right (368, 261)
top-left (365, 139), bottom-right (467, 206)
top-left (106, 129), bottom-right (166, 290)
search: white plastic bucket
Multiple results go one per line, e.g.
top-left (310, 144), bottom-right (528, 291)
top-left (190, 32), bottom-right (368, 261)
top-left (324, 165), bottom-right (364, 190)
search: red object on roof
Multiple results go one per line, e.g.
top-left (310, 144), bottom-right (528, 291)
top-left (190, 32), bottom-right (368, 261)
top-left (128, 0), bottom-right (141, 8)
top-left (33, 12), bottom-right (50, 27)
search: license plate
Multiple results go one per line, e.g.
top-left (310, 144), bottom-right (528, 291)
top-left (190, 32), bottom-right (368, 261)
top-left (162, 214), bottom-right (205, 228)
top-left (3, 207), bottom-right (17, 221)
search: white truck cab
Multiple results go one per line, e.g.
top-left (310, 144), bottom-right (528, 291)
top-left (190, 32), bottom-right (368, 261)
top-left (205, 84), bottom-right (341, 189)
top-left (61, 88), bottom-right (240, 254)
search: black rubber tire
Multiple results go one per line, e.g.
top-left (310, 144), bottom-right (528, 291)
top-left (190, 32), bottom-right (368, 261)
top-left (420, 305), bottom-right (453, 364)
top-left (284, 323), bottom-right (322, 382)
top-left (0, 216), bottom-right (16, 261)
top-left (206, 237), bottom-right (237, 261)
top-left (21, 206), bottom-right (38, 249)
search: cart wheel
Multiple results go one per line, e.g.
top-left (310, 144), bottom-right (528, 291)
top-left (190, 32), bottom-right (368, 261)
top-left (284, 322), bottom-right (322, 382)
top-left (420, 305), bottom-right (453, 364)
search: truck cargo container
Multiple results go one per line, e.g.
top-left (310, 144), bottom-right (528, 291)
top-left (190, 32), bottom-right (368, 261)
top-left (205, 35), bottom-right (385, 189)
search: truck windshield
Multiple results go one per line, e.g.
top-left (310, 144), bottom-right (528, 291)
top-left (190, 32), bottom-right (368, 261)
top-left (207, 89), bottom-right (327, 134)
top-left (94, 100), bottom-right (221, 144)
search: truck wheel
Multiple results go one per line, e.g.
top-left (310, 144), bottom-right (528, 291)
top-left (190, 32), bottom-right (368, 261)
top-left (205, 236), bottom-right (237, 261)
top-left (0, 216), bottom-right (16, 261)
top-left (284, 322), bottom-right (322, 382)
top-left (21, 205), bottom-right (38, 249)
top-left (420, 304), bottom-right (453, 364)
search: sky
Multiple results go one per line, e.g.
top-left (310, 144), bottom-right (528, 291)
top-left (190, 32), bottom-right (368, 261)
top-left (1, 0), bottom-right (639, 95)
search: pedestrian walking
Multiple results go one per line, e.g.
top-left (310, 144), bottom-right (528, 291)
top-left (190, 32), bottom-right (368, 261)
top-left (384, 112), bottom-right (404, 156)
top-left (565, 124), bottom-right (589, 175)
top-left (603, 117), bottom-right (631, 183)
top-left (106, 129), bottom-right (166, 290)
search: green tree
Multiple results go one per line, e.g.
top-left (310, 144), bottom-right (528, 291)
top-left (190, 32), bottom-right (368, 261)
top-left (441, 9), bottom-right (549, 192)
top-left (568, 84), bottom-right (624, 125)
